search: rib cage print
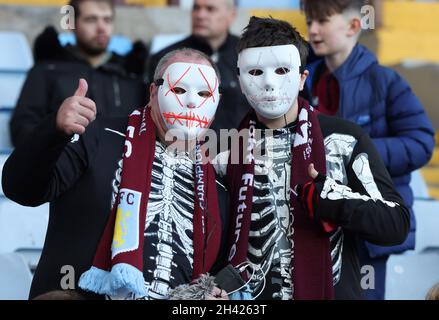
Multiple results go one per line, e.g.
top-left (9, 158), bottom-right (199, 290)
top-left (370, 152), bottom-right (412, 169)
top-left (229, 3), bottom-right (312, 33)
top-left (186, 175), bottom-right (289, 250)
top-left (247, 131), bottom-right (355, 299)
top-left (248, 128), bottom-right (294, 300)
top-left (108, 140), bottom-right (195, 300)
top-left (144, 141), bottom-right (195, 300)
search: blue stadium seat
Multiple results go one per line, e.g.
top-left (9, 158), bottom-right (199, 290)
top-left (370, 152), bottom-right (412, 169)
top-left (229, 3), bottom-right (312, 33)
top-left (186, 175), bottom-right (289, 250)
top-left (58, 32), bottom-right (133, 56)
top-left (0, 32), bottom-right (33, 72)
top-left (413, 199), bottom-right (439, 253)
top-left (15, 248), bottom-right (43, 274)
top-left (149, 33), bottom-right (187, 55)
top-left (0, 32), bottom-right (33, 108)
top-left (385, 196), bottom-right (439, 299)
top-left (0, 252), bottom-right (32, 300)
top-left (0, 74), bottom-right (28, 110)
top-left (410, 170), bottom-right (430, 200)
top-left (0, 32), bottom-right (33, 153)
top-left (0, 153), bottom-right (9, 197)
top-left (0, 199), bottom-right (49, 254)
top-left (386, 251), bottom-right (439, 300)
top-left (0, 109), bottom-right (13, 154)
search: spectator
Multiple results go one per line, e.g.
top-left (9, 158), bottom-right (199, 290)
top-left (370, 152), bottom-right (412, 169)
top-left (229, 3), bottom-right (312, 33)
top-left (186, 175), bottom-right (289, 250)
top-left (147, 0), bottom-right (251, 135)
top-left (214, 16), bottom-right (410, 300)
top-left (301, 0), bottom-right (435, 299)
top-left (10, 0), bottom-right (147, 147)
top-left (2, 48), bottom-right (225, 300)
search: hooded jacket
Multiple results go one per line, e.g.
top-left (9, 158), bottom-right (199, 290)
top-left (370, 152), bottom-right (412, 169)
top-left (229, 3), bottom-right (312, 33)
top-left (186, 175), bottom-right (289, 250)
top-left (306, 44), bottom-right (435, 258)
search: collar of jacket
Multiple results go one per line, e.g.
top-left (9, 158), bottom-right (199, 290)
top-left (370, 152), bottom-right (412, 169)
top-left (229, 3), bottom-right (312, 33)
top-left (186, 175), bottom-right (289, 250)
top-left (65, 45), bottom-right (128, 77)
top-left (331, 43), bottom-right (378, 81)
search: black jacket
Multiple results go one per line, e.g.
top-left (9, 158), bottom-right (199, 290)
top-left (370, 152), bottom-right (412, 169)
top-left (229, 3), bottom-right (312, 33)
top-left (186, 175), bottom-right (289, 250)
top-left (3, 115), bottom-right (127, 299)
top-left (316, 114), bottom-right (410, 299)
top-left (10, 27), bottom-right (147, 147)
top-left (147, 34), bottom-right (251, 134)
top-left (215, 112), bottom-right (410, 300)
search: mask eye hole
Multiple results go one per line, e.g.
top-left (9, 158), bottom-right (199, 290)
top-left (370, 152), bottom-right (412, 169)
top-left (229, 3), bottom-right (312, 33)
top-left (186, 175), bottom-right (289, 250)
top-left (198, 90), bottom-right (212, 98)
top-left (172, 87), bottom-right (186, 95)
top-left (249, 69), bottom-right (263, 76)
top-left (275, 67), bottom-right (290, 75)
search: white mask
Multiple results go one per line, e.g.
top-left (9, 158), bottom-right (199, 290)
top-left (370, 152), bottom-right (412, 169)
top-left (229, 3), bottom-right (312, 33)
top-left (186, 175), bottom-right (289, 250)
top-left (157, 62), bottom-right (220, 139)
top-left (238, 45), bottom-right (302, 119)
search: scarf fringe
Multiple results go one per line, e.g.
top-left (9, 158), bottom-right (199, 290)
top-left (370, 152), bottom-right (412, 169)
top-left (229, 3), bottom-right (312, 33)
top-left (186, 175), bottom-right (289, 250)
top-left (78, 266), bottom-right (114, 295)
top-left (79, 264), bottom-right (147, 297)
top-left (110, 263), bottom-right (148, 297)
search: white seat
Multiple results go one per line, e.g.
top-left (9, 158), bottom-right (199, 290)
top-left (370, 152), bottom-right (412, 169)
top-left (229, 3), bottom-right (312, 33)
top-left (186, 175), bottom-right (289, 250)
top-left (149, 33), bottom-right (187, 55)
top-left (413, 199), bottom-right (439, 253)
top-left (0, 109), bottom-right (13, 153)
top-left (0, 32), bottom-right (33, 109)
top-left (410, 170), bottom-right (430, 200)
top-left (0, 74), bottom-right (28, 108)
top-left (0, 252), bottom-right (32, 300)
top-left (386, 251), bottom-right (439, 300)
top-left (0, 153), bottom-right (10, 196)
top-left (0, 32), bottom-right (33, 72)
top-left (0, 198), bottom-right (49, 254)
top-left (15, 248), bottom-right (43, 274)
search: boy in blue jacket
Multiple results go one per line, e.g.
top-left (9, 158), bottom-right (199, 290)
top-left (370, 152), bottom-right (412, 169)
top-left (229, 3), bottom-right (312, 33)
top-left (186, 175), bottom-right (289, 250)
top-left (301, 0), bottom-right (435, 299)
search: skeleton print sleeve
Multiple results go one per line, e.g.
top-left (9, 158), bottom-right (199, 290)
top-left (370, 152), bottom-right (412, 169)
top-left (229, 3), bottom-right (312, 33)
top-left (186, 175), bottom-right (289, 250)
top-left (305, 133), bottom-right (410, 247)
top-left (2, 114), bottom-right (95, 206)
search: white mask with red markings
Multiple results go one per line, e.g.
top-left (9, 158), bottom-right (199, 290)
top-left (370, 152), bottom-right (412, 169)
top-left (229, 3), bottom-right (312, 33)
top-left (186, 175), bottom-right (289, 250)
top-left (157, 62), bottom-right (220, 140)
top-left (238, 44), bottom-right (302, 119)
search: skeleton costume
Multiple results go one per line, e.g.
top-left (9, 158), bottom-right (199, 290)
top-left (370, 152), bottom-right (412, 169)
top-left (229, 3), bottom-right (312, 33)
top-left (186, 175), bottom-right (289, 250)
top-left (213, 44), bottom-right (410, 300)
top-left (215, 101), bottom-right (410, 300)
top-left (248, 122), bottom-right (296, 300)
top-left (79, 62), bottom-right (222, 299)
top-left (1, 60), bottom-right (224, 299)
top-left (108, 138), bottom-right (200, 300)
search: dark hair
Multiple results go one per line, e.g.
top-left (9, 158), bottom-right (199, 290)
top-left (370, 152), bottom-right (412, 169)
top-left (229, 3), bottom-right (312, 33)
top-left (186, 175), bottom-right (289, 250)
top-left (300, 0), bottom-right (367, 21)
top-left (237, 16), bottom-right (309, 67)
top-left (69, 0), bottom-right (115, 20)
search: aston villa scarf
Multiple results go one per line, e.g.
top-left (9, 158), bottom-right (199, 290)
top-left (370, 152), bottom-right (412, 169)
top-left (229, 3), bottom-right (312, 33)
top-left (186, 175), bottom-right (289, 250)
top-left (79, 106), bottom-right (221, 297)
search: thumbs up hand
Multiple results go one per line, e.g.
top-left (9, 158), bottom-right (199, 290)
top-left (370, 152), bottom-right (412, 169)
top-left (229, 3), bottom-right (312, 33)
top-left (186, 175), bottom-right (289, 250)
top-left (56, 79), bottom-right (97, 136)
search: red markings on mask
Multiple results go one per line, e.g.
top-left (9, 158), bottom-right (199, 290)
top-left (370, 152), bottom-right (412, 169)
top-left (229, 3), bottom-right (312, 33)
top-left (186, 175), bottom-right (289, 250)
top-left (165, 66), bottom-right (192, 107)
top-left (163, 111), bottom-right (210, 128)
top-left (198, 67), bottom-right (218, 108)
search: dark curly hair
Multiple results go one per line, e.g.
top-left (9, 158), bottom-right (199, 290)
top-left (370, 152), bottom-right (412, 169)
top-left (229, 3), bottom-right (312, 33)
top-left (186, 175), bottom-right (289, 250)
top-left (237, 16), bottom-right (309, 67)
